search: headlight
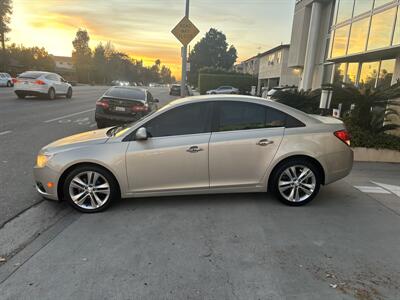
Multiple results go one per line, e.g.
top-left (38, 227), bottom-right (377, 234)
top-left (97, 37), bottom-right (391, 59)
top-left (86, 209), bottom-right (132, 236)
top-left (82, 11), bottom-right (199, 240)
top-left (36, 154), bottom-right (52, 168)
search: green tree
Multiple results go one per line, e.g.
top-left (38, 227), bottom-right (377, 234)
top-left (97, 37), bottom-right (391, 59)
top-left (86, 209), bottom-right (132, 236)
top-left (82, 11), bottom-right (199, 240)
top-left (188, 28), bottom-right (237, 86)
top-left (0, 0), bottom-right (12, 70)
top-left (72, 29), bottom-right (92, 83)
top-left (92, 43), bottom-right (106, 84)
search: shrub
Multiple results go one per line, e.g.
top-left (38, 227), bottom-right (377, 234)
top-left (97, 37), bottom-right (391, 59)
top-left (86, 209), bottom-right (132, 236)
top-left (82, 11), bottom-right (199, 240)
top-left (198, 73), bottom-right (257, 95)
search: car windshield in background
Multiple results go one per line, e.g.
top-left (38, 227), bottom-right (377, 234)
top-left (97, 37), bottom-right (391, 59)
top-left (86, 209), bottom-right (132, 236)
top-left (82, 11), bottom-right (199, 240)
top-left (105, 87), bottom-right (146, 100)
top-left (18, 72), bottom-right (44, 79)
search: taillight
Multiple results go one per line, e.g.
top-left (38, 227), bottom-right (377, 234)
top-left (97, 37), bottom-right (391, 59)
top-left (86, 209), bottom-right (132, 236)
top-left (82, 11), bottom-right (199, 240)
top-left (334, 130), bottom-right (351, 146)
top-left (131, 105), bottom-right (148, 112)
top-left (34, 80), bottom-right (46, 85)
top-left (12, 78), bottom-right (17, 83)
top-left (96, 98), bottom-right (109, 109)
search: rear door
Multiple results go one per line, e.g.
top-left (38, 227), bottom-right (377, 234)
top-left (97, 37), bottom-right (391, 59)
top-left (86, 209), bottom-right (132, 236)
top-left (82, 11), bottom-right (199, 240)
top-left (209, 101), bottom-right (285, 188)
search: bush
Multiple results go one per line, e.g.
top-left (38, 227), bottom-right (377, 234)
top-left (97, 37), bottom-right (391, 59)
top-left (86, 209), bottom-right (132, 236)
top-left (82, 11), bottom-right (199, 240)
top-left (198, 73), bottom-right (257, 95)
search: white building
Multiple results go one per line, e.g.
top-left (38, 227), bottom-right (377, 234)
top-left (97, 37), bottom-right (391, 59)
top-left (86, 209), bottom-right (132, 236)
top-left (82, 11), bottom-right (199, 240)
top-left (288, 0), bottom-right (400, 90)
top-left (258, 44), bottom-right (300, 93)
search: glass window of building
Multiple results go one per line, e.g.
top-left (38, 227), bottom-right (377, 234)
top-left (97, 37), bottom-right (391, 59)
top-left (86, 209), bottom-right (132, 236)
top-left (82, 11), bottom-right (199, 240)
top-left (353, 0), bottom-right (373, 17)
top-left (336, 0), bottom-right (355, 24)
top-left (368, 7), bottom-right (397, 50)
top-left (393, 7), bottom-right (400, 45)
top-left (348, 17), bottom-right (370, 54)
top-left (333, 63), bottom-right (347, 84)
top-left (331, 25), bottom-right (350, 57)
top-left (374, 0), bottom-right (395, 9)
top-left (377, 59), bottom-right (395, 88)
top-left (359, 61), bottom-right (380, 88)
top-left (276, 51), bottom-right (282, 64)
top-left (346, 63), bottom-right (359, 84)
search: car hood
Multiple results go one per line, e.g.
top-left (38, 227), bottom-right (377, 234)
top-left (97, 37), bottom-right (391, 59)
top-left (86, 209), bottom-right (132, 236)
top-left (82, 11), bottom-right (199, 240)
top-left (41, 128), bottom-right (110, 153)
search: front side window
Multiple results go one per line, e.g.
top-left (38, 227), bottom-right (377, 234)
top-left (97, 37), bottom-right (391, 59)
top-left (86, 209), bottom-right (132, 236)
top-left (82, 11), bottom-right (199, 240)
top-left (367, 8), bottom-right (397, 50)
top-left (145, 103), bottom-right (210, 138)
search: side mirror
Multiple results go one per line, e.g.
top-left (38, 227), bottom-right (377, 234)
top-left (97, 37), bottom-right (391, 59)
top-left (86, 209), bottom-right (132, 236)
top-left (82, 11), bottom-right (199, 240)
top-left (153, 98), bottom-right (159, 103)
top-left (135, 127), bottom-right (148, 140)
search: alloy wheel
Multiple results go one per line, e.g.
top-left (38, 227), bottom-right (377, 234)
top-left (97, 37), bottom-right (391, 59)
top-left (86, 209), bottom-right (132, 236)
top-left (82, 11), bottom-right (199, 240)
top-left (278, 165), bottom-right (316, 203)
top-left (68, 171), bottom-right (110, 210)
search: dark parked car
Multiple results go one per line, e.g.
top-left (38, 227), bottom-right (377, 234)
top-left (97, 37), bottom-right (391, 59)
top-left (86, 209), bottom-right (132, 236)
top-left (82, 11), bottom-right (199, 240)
top-left (95, 86), bottom-right (159, 128)
top-left (169, 84), bottom-right (193, 96)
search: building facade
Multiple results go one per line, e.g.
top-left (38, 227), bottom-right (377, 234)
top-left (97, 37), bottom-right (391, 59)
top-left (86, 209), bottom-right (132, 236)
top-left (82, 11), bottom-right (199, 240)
top-left (235, 55), bottom-right (260, 77)
top-left (288, 0), bottom-right (400, 90)
top-left (258, 44), bottom-right (300, 93)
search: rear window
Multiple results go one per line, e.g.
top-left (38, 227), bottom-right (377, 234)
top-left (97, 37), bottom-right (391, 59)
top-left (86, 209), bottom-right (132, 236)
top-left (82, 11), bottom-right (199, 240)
top-left (18, 72), bottom-right (44, 79)
top-left (105, 87), bottom-right (146, 100)
top-left (171, 85), bottom-right (180, 90)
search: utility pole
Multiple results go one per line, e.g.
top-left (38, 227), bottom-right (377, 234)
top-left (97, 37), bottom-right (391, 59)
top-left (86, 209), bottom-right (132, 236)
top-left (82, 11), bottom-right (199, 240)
top-left (181, 0), bottom-right (189, 97)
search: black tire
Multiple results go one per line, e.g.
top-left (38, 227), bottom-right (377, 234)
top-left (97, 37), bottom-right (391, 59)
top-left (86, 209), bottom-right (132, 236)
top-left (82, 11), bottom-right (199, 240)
top-left (7, 81), bottom-right (12, 87)
top-left (48, 88), bottom-right (56, 100)
top-left (63, 165), bottom-right (119, 213)
top-left (270, 158), bottom-right (321, 206)
top-left (66, 87), bottom-right (73, 99)
top-left (15, 92), bottom-right (25, 99)
top-left (96, 120), bottom-right (107, 129)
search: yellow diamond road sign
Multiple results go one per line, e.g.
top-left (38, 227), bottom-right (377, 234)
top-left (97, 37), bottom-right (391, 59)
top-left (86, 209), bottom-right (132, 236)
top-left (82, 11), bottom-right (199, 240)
top-left (171, 16), bottom-right (200, 46)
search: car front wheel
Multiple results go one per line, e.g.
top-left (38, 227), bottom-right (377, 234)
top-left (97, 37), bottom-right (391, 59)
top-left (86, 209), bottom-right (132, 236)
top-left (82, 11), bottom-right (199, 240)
top-left (270, 159), bottom-right (321, 206)
top-left (66, 87), bottom-right (72, 99)
top-left (63, 165), bottom-right (119, 213)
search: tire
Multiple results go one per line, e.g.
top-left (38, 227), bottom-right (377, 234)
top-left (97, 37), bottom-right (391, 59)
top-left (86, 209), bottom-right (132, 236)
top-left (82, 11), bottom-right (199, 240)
top-left (48, 88), bottom-right (56, 100)
top-left (66, 87), bottom-right (73, 99)
top-left (63, 165), bottom-right (119, 213)
top-left (15, 92), bottom-right (25, 99)
top-left (7, 81), bottom-right (12, 87)
top-left (270, 158), bottom-right (321, 206)
top-left (96, 120), bottom-right (107, 129)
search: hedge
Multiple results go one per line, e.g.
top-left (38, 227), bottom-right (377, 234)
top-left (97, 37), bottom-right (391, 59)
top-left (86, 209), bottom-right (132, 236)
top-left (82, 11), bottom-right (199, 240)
top-left (198, 73), bottom-right (257, 95)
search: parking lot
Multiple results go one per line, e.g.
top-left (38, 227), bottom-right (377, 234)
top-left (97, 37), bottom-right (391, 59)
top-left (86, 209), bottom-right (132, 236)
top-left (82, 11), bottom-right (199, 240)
top-left (1, 86), bottom-right (400, 299)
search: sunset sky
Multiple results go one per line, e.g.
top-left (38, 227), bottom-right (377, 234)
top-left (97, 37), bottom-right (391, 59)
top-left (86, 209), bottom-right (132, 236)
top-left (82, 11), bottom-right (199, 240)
top-left (9, 0), bottom-right (296, 78)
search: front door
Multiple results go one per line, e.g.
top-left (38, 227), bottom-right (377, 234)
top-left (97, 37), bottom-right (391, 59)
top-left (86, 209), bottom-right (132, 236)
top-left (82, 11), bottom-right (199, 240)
top-left (126, 102), bottom-right (212, 193)
top-left (209, 101), bottom-right (285, 188)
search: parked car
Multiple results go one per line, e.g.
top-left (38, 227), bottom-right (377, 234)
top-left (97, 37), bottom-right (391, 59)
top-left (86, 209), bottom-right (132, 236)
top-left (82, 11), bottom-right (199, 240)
top-left (14, 71), bottom-right (73, 100)
top-left (34, 95), bottom-right (353, 213)
top-left (206, 86), bottom-right (239, 95)
top-left (95, 86), bottom-right (159, 128)
top-left (262, 86), bottom-right (298, 100)
top-left (169, 84), bottom-right (193, 96)
top-left (0, 73), bottom-right (14, 87)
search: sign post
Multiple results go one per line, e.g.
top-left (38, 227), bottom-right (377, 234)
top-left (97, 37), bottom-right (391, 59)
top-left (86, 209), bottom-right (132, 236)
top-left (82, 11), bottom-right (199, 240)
top-left (171, 0), bottom-right (199, 97)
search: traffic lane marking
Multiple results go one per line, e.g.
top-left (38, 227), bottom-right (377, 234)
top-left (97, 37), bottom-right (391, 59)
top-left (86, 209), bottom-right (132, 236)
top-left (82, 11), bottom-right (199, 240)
top-left (354, 186), bottom-right (391, 194)
top-left (44, 108), bottom-right (95, 123)
top-left (0, 130), bottom-right (12, 136)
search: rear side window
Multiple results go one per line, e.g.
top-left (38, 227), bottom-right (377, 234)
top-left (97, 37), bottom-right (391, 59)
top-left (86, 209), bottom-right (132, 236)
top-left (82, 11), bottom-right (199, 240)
top-left (145, 103), bottom-right (211, 138)
top-left (215, 101), bottom-right (304, 131)
top-left (105, 87), bottom-right (146, 100)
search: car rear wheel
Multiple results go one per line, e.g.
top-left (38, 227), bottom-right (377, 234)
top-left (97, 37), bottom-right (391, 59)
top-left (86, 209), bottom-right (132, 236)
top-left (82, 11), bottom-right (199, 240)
top-left (270, 159), bottom-right (321, 206)
top-left (96, 120), bottom-right (108, 129)
top-left (48, 88), bottom-right (56, 100)
top-left (16, 92), bottom-right (25, 99)
top-left (66, 87), bottom-right (73, 99)
top-left (63, 165), bottom-right (119, 213)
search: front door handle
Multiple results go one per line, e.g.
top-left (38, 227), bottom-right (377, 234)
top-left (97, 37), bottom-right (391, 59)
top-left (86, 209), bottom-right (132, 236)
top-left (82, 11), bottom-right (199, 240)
top-left (186, 146), bottom-right (203, 153)
top-left (257, 139), bottom-right (274, 146)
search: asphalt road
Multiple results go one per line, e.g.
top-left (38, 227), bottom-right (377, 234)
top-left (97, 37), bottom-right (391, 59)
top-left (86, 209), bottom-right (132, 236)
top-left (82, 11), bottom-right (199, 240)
top-left (0, 85), bottom-right (177, 226)
top-left (1, 86), bottom-right (400, 299)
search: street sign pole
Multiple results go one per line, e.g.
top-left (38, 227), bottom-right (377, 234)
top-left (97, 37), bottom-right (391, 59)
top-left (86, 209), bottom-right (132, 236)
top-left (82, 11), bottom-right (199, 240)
top-left (181, 0), bottom-right (189, 97)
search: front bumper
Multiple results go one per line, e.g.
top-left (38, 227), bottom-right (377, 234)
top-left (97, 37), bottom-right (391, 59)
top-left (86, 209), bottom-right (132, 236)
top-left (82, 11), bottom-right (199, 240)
top-left (33, 166), bottom-right (60, 201)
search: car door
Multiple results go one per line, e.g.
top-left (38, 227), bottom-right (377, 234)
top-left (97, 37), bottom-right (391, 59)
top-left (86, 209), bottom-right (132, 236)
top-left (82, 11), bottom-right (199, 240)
top-left (125, 102), bottom-right (212, 193)
top-left (209, 101), bottom-right (285, 188)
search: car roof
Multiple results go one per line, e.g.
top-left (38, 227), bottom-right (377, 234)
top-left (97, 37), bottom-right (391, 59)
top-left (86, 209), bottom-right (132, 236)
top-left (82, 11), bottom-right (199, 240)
top-left (110, 86), bottom-right (147, 92)
top-left (165, 95), bottom-right (320, 125)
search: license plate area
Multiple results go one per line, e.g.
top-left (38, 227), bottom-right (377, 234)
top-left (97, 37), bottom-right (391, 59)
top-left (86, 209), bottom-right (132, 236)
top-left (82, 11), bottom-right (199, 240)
top-left (114, 106), bottom-right (126, 112)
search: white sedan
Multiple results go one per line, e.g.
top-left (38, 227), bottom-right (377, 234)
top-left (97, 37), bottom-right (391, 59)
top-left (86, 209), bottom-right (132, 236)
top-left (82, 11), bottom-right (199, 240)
top-left (0, 72), bottom-right (14, 87)
top-left (206, 86), bottom-right (239, 95)
top-left (14, 71), bottom-right (73, 100)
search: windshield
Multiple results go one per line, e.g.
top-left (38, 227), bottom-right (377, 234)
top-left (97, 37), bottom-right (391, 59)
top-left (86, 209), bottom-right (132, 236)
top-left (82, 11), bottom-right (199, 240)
top-left (105, 87), bottom-right (146, 100)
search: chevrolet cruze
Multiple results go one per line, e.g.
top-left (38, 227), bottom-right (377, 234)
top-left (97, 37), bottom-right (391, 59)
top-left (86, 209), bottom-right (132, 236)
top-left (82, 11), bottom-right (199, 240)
top-left (34, 95), bottom-right (353, 212)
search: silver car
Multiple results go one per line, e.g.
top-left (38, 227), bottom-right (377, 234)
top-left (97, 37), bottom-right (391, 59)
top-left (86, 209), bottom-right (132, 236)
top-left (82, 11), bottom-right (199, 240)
top-left (206, 86), bottom-right (239, 95)
top-left (14, 71), bottom-right (72, 100)
top-left (34, 95), bottom-right (353, 213)
top-left (0, 72), bottom-right (14, 87)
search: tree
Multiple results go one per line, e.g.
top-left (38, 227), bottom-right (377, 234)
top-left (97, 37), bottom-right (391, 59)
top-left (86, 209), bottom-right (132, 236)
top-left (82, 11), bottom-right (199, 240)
top-left (92, 43), bottom-right (106, 84)
top-left (188, 28), bottom-right (237, 86)
top-left (72, 29), bottom-right (92, 83)
top-left (0, 0), bottom-right (12, 70)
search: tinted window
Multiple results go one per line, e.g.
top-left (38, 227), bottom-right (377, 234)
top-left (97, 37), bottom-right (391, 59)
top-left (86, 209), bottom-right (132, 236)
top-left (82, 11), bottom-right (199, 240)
top-left (46, 74), bottom-right (59, 81)
top-left (18, 72), bottom-right (44, 79)
top-left (147, 92), bottom-right (153, 101)
top-left (145, 103), bottom-right (210, 137)
top-left (105, 87), bottom-right (146, 100)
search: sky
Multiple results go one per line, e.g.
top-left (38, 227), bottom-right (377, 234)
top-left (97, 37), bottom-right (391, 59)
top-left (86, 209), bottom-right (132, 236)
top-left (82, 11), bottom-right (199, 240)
top-left (9, 0), bottom-right (296, 78)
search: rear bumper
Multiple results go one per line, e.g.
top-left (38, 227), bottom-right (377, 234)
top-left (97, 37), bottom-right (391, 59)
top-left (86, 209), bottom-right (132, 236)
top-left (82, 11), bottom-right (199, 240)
top-left (14, 85), bottom-right (48, 94)
top-left (95, 110), bottom-right (144, 124)
top-left (322, 148), bottom-right (354, 185)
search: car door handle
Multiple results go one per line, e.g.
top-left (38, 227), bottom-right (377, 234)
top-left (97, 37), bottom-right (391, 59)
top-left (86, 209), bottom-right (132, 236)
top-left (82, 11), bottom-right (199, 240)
top-left (186, 146), bottom-right (203, 153)
top-left (257, 139), bottom-right (274, 146)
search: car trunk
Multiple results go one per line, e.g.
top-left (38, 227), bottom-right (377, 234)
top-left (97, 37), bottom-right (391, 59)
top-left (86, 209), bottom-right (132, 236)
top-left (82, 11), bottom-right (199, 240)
top-left (104, 96), bottom-right (146, 115)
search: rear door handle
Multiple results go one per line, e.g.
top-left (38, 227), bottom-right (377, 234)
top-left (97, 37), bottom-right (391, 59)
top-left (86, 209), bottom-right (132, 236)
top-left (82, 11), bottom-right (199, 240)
top-left (257, 139), bottom-right (274, 146)
top-left (186, 146), bottom-right (203, 153)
